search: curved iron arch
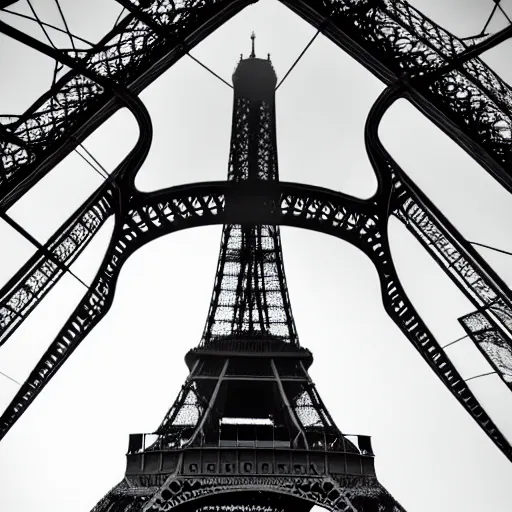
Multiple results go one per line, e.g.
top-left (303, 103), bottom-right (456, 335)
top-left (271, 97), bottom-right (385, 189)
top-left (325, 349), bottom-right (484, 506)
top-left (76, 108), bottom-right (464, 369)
top-left (1, 178), bottom-right (510, 461)
top-left (2, 0), bottom-right (512, 364)
top-left (137, 474), bottom-right (403, 512)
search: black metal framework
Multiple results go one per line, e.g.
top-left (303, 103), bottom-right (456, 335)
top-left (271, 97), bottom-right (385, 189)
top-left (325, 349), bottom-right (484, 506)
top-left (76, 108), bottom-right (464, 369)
top-left (88, 47), bottom-right (405, 510)
top-left (200, 58), bottom-right (299, 346)
top-left (92, 335), bottom-right (404, 510)
top-left (0, 0), bottom-right (511, 478)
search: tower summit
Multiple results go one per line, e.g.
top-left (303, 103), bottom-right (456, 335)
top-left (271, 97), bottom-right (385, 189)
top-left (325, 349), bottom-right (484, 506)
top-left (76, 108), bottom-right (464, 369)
top-left (91, 39), bottom-right (406, 512)
top-left (232, 33), bottom-right (276, 105)
top-left (250, 31), bottom-right (256, 58)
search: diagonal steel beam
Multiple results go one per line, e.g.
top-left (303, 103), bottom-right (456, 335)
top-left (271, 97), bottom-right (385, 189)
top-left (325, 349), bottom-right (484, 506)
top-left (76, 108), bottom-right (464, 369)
top-left (0, 0), bottom-right (253, 209)
top-left (0, 183), bottom-right (116, 348)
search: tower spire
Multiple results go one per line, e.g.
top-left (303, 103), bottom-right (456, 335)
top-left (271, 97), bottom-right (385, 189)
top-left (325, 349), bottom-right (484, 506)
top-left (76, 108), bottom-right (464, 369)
top-left (250, 31), bottom-right (256, 58)
top-left (201, 42), bottom-right (294, 347)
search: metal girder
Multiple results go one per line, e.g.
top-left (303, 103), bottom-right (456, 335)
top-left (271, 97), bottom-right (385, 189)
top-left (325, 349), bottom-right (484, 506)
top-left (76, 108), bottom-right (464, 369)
top-left (395, 184), bottom-right (512, 391)
top-left (0, 179), bottom-right (510, 463)
top-left (0, 18), bottom-right (153, 348)
top-left (283, 0), bottom-right (512, 191)
top-left (0, 184), bottom-right (116, 348)
top-left (0, 12), bottom-right (155, 209)
top-left (2, 0), bottom-right (512, 209)
top-left (364, 83), bottom-right (512, 392)
top-left (0, 0), bottom-right (252, 208)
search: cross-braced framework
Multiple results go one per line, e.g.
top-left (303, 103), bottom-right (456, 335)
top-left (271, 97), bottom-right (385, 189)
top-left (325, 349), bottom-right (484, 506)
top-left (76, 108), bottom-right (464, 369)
top-left (85, 51), bottom-right (407, 508)
top-left (1, 0), bottom-right (512, 470)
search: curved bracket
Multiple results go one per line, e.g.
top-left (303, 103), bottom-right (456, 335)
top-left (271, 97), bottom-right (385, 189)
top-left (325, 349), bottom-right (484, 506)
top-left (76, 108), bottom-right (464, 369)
top-left (364, 84), bottom-right (512, 460)
top-left (282, 0), bottom-right (512, 193)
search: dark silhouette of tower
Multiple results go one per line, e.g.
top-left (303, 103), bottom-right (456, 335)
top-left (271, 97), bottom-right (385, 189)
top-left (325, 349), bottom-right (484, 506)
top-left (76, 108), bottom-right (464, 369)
top-left (90, 38), bottom-right (405, 512)
top-left (1, 5), bottom-right (512, 512)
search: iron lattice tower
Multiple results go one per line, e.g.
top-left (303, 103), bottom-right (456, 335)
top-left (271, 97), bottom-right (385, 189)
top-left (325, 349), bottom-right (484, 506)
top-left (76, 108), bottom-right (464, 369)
top-left (1, 0), bottom-right (512, 508)
top-left (90, 43), bottom-right (405, 512)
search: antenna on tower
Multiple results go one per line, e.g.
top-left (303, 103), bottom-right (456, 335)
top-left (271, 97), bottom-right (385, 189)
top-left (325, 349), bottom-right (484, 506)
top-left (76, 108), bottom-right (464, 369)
top-left (250, 31), bottom-right (256, 58)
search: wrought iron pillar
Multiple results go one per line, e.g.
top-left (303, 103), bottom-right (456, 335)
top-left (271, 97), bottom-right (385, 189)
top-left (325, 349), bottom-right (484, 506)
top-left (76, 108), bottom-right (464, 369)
top-left (90, 41), bottom-right (404, 512)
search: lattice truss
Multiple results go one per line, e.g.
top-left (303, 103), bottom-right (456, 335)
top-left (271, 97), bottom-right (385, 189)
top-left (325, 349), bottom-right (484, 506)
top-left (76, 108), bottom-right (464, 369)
top-left (227, 96), bottom-right (278, 182)
top-left (203, 87), bottom-right (297, 344)
top-left (0, 0), bottom-right (512, 463)
top-left (138, 356), bottom-right (350, 453)
top-left (203, 224), bottom-right (298, 343)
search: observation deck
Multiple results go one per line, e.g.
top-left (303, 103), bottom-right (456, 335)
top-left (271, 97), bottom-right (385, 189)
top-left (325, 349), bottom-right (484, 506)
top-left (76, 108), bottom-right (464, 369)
top-left (125, 429), bottom-right (376, 479)
top-left (232, 56), bottom-right (277, 102)
top-left (186, 334), bottom-right (313, 370)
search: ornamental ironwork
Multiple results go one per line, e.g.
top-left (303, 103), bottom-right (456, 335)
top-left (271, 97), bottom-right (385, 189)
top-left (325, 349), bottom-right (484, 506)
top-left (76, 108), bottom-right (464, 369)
top-left (1, 1), bottom-right (512, 510)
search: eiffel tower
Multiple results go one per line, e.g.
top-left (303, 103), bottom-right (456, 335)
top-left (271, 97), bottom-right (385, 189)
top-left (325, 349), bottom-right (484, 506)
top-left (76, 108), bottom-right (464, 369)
top-left (90, 36), bottom-right (404, 512)
top-left (1, 2), bottom-right (512, 510)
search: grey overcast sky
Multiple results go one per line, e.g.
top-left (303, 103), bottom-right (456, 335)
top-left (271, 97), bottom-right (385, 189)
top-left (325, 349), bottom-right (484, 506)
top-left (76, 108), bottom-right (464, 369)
top-left (1, 0), bottom-right (512, 511)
